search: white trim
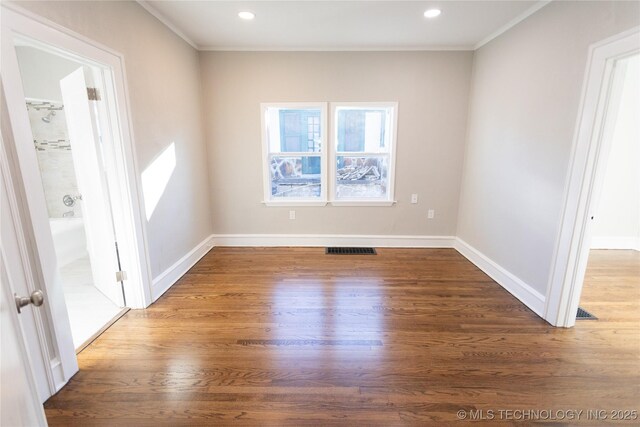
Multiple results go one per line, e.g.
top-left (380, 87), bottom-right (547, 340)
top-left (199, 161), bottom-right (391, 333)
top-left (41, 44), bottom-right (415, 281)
top-left (198, 46), bottom-right (475, 52)
top-left (330, 201), bottom-right (396, 207)
top-left (262, 201), bottom-right (328, 207)
top-left (545, 28), bottom-right (640, 328)
top-left (591, 236), bottom-right (640, 251)
top-left (2, 2), bottom-right (134, 60)
top-left (454, 238), bottom-right (546, 317)
top-left (136, 1), bottom-right (199, 50)
top-left (151, 235), bottom-right (215, 301)
top-left (473, 1), bottom-right (551, 50)
top-left (211, 234), bottom-right (455, 248)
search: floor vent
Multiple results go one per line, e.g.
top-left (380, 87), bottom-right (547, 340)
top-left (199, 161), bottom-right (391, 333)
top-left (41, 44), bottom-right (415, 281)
top-left (576, 307), bottom-right (598, 320)
top-left (326, 247), bottom-right (377, 255)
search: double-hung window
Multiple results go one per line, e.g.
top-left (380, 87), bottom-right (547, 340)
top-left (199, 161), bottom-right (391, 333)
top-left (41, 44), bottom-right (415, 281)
top-left (331, 103), bottom-right (397, 205)
top-left (261, 102), bottom-right (397, 206)
top-left (261, 103), bottom-right (327, 205)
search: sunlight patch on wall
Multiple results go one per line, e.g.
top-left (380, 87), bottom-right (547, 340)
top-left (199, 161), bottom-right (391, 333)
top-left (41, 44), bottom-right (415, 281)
top-left (142, 142), bottom-right (176, 221)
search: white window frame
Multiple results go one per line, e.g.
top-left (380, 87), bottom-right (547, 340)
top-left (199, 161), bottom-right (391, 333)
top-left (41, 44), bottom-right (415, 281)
top-left (330, 102), bottom-right (398, 206)
top-left (260, 102), bottom-right (328, 206)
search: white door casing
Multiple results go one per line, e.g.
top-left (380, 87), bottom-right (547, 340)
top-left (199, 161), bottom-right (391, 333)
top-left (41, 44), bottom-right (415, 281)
top-left (545, 27), bottom-right (640, 327)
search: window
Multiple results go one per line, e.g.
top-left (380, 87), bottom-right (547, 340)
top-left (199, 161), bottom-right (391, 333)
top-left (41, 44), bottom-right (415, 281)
top-left (260, 102), bottom-right (397, 206)
top-left (332, 103), bottom-right (397, 205)
top-left (261, 103), bottom-right (327, 205)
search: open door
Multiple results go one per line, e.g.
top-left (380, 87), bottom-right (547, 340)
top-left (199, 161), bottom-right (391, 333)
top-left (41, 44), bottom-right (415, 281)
top-left (1, 262), bottom-right (48, 427)
top-left (1, 138), bottom-right (51, 422)
top-left (2, 5), bottom-right (151, 400)
top-left (60, 68), bottom-right (125, 307)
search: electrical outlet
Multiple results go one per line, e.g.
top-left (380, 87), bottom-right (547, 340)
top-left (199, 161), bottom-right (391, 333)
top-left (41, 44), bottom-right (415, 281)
top-left (289, 210), bottom-right (296, 220)
top-left (411, 194), bottom-right (418, 204)
top-left (427, 209), bottom-right (435, 219)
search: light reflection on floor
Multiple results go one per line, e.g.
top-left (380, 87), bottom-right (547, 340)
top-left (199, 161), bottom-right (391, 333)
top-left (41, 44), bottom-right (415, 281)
top-left (270, 278), bottom-right (385, 370)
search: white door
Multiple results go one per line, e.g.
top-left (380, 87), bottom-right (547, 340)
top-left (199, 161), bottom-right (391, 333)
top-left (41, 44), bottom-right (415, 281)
top-left (60, 68), bottom-right (124, 307)
top-left (0, 261), bottom-right (48, 427)
top-left (1, 162), bottom-right (48, 426)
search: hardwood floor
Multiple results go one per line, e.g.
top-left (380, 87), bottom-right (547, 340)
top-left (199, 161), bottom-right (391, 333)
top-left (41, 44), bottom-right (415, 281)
top-left (44, 248), bottom-right (640, 425)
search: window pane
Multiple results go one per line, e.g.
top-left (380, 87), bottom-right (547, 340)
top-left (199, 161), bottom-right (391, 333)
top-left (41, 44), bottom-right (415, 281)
top-left (270, 156), bottom-right (321, 198)
top-left (336, 108), bottom-right (389, 153)
top-left (266, 107), bottom-right (322, 153)
top-left (335, 156), bottom-right (388, 199)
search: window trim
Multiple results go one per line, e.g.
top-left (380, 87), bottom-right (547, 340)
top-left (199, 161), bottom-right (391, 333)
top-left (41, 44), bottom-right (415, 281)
top-left (260, 102), bottom-right (328, 206)
top-left (329, 102), bottom-right (399, 205)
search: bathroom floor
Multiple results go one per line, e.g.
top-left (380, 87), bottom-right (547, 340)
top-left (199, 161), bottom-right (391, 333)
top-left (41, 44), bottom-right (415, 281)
top-left (59, 256), bottom-right (122, 349)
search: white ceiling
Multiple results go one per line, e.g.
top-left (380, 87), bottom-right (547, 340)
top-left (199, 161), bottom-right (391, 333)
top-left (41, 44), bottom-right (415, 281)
top-left (138, 1), bottom-right (549, 51)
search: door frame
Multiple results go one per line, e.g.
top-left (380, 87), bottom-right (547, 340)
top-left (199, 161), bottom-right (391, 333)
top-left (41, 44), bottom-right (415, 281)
top-left (1, 3), bottom-right (153, 395)
top-left (545, 27), bottom-right (640, 328)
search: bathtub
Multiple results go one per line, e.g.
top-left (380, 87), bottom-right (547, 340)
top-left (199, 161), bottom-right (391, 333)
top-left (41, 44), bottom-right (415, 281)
top-left (49, 217), bottom-right (88, 268)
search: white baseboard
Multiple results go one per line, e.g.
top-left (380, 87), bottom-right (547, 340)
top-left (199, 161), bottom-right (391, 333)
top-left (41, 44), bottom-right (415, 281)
top-left (151, 234), bottom-right (214, 301)
top-left (591, 236), bottom-right (640, 251)
top-left (210, 234), bottom-right (456, 248)
top-left (454, 238), bottom-right (546, 317)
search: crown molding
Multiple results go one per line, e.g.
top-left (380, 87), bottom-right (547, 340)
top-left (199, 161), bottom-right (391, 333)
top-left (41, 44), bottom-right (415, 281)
top-left (136, 1), bottom-right (199, 50)
top-left (198, 46), bottom-right (475, 52)
top-left (474, 0), bottom-right (552, 50)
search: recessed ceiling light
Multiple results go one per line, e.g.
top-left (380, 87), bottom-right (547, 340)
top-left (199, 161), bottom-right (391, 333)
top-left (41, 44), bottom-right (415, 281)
top-left (424, 9), bottom-right (442, 18)
top-left (238, 11), bottom-right (255, 20)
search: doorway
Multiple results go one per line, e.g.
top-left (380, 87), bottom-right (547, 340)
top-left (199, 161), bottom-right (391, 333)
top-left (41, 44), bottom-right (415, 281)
top-left (1, 4), bottom-right (152, 400)
top-left (14, 42), bottom-right (128, 350)
top-left (577, 53), bottom-right (639, 321)
top-left (545, 28), bottom-right (640, 327)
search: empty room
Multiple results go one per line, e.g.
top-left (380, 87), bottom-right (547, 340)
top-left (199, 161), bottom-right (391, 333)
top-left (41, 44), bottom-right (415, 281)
top-left (1, 1), bottom-right (639, 425)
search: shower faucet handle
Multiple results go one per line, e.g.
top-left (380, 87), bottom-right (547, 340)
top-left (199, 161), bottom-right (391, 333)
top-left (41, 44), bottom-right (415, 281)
top-left (63, 194), bottom-right (83, 207)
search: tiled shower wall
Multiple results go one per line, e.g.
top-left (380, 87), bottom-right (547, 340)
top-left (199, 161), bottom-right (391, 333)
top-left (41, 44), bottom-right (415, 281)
top-left (28, 100), bottom-right (83, 218)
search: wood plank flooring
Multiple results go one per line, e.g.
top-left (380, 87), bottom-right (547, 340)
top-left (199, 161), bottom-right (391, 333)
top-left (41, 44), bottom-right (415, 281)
top-left (44, 248), bottom-right (640, 425)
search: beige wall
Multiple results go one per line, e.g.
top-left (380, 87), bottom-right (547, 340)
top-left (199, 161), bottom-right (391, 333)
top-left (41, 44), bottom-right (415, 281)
top-left (13, 1), bottom-right (213, 278)
top-left (201, 51), bottom-right (473, 235)
top-left (457, 1), bottom-right (640, 295)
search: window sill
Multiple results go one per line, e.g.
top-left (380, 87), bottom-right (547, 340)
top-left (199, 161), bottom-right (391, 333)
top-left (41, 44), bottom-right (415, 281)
top-left (262, 200), bottom-right (328, 207)
top-left (330, 200), bottom-right (396, 207)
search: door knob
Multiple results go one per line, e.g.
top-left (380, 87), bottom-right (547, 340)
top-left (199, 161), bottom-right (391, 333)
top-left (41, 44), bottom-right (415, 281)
top-left (15, 290), bottom-right (45, 314)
